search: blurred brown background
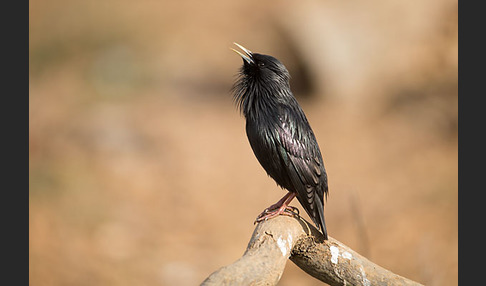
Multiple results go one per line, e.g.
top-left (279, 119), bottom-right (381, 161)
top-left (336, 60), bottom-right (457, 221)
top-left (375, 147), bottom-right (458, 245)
top-left (29, 0), bottom-right (457, 285)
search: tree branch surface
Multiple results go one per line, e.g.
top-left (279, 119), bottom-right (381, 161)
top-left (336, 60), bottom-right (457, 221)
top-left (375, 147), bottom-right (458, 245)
top-left (201, 215), bottom-right (423, 286)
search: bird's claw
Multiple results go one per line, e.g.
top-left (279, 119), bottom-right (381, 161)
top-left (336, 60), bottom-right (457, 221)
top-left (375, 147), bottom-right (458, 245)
top-left (253, 206), bottom-right (300, 225)
top-left (284, 206), bottom-right (300, 216)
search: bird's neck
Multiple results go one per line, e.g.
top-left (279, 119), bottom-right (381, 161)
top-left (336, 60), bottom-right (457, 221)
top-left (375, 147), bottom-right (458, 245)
top-left (241, 80), bottom-right (292, 122)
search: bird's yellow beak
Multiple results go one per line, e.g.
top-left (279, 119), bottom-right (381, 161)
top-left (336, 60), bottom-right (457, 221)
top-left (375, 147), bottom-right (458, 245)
top-left (231, 42), bottom-right (254, 64)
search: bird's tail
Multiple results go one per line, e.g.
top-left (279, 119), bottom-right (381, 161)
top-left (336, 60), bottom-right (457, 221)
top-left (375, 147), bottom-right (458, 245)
top-left (315, 196), bottom-right (328, 240)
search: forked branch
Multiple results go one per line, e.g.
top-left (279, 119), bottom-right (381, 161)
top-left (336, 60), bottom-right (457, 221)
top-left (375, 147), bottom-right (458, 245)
top-left (201, 215), bottom-right (423, 286)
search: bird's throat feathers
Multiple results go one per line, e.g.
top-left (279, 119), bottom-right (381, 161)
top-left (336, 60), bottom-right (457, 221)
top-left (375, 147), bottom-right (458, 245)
top-left (232, 72), bottom-right (292, 121)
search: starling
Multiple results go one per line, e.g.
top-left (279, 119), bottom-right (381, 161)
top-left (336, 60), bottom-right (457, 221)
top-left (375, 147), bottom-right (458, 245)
top-left (231, 43), bottom-right (329, 239)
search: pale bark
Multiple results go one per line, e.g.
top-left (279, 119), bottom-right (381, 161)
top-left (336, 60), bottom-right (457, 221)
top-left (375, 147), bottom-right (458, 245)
top-left (201, 215), bottom-right (423, 286)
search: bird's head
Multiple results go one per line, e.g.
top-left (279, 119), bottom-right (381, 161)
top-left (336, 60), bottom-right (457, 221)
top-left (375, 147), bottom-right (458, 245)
top-left (231, 42), bottom-right (290, 86)
top-left (231, 43), bottom-right (293, 118)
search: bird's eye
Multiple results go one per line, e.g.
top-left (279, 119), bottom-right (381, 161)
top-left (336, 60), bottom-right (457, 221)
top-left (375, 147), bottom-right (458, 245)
top-left (258, 62), bottom-right (265, 67)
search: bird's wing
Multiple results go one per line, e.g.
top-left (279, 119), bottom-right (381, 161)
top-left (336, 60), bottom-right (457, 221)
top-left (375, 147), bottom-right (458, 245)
top-left (276, 111), bottom-right (327, 195)
top-left (276, 109), bottom-right (328, 231)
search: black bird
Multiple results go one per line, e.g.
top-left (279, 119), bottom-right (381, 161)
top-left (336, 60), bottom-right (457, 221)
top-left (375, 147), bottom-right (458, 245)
top-left (231, 43), bottom-right (329, 239)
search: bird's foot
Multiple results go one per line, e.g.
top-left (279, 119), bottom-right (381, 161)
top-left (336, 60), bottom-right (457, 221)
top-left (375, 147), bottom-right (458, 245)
top-left (254, 205), bottom-right (300, 224)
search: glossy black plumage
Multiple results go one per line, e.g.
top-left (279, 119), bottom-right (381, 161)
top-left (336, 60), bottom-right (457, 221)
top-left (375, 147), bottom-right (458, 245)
top-left (231, 43), bottom-right (329, 239)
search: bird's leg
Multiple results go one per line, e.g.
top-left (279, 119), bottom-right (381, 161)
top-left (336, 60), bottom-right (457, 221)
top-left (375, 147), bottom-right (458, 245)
top-left (254, 192), bottom-right (298, 224)
top-left (260, 192), bottom-right (293, 213)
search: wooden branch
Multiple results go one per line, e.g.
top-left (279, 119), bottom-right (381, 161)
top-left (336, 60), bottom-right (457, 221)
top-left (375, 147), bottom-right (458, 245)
top-left (201, 215), bottom-right (423, 286)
